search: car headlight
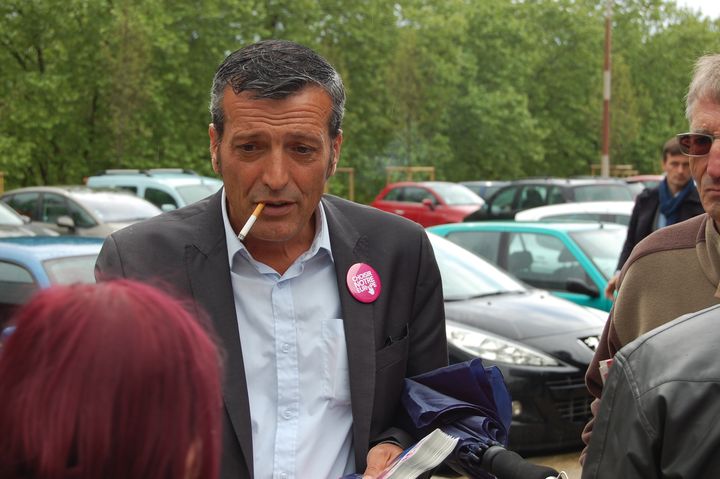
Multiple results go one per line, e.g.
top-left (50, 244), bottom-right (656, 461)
top-left (446, 322), bottom-right (560, 367)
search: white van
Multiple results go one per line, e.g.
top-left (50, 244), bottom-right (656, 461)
top-left (86, 169), bottom-right (223, 211)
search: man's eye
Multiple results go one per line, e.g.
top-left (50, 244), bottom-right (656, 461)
top-left (294, 145), bottom-right (314, 154)
top-left (237, 144), bottom-right (256, 152)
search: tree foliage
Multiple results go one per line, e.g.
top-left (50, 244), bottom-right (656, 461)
top-left (1, 0), bottom-right (719, 202)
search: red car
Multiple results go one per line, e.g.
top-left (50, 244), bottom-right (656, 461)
top-left (370, 181), bottom-right (484, 227)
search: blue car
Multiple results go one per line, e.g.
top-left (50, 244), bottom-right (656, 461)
top-left (429, 221), bottom-right (627, 311)
top-left (0, 236), bottom-right (103, 321)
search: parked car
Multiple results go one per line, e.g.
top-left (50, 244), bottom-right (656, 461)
top-left (86, 168), bottom-right (223, 210)
top-left (428, 233), bottom-right (604, 452)
top-left (0, 202), bottom-right (59, 238)
top-left (459, 180), bottom-right (511, 200)
top-left (515, 201), bottom-right (635, 226)
top-left (465, 178), bottom-right (635, 221)
top-left (370, 181), bottom-right (484, 227)
top-left (624, 174), bottom-right (664, 197)
top-left (428, 221), bottom-right (627, 311)
top-left (1, 186), bottom-right (162, 237)
top-left (0, 236), bottom-right (103, 322)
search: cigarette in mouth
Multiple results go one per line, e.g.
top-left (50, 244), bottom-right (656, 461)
top-left (238, 203), bottom-right (265, 241)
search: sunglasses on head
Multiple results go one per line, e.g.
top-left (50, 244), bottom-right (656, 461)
top-left (677, 132), bottom-right (720, 157)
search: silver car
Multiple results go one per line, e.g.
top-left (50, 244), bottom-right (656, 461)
top-left (1, 186), bottom-right (161, 237)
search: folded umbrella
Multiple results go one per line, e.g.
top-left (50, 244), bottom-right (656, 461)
top-left (401, 358), bottom-right (560, 479)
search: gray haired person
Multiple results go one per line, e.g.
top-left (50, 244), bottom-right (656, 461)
top-left (581, 52), bottom-right (720, 468)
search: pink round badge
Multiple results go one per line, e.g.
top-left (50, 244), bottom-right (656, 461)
top-left (346, 263), bottom-right (382, 303)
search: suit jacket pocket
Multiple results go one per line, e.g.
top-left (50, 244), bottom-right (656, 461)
top-left (375, 325), bottom-right (409, 372)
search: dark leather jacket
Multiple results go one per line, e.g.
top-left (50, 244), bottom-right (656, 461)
top-left (582, 304), bottom-right (720, 478)
top-left (616, 183), bottom-right (703, 270)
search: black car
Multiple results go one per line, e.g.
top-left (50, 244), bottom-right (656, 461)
top-left (428, 233), bottom-right (604, 453)
top-left (459, 180), bottom-right (511, 200)
top-left (465, 177), bottom-right (635, 221)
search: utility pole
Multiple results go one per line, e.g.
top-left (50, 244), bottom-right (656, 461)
top-left (601, 0), bottom-right (613, 177)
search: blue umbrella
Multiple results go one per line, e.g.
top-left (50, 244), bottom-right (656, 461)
top-left (401, 358), bottom-right (560, 479)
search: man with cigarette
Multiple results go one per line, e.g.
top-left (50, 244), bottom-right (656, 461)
top-left (95, 40), bottom-right (448, 479)
top-left (580, 52), bottom-right (720, 465)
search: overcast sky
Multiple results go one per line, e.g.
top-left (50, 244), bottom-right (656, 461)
top-left (675, 0), bottom-right (720, 19)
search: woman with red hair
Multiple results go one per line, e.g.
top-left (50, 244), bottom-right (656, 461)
top-left (0, 280), bottom-right (223, 479)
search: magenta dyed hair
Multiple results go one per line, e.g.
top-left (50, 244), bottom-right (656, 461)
top-left (0, 280), bottom-right (223, 479)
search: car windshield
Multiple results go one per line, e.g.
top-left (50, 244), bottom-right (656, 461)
top-left (573, 185), bottom-right (633, 202)
top-left (569, 227), bottom-right (626, 279)
top-left (79, 195), bottom-right (161, 222)
top-left (177, 183), bottom-right (223, 204)
top-left (43, 255), bottom-right (98, 284)
top-left (430, 183), bottom-right (484, 206)
top-left (0, 203), bottom-right (23, 226)
top-left (429, 234), bottom-right (526, 301)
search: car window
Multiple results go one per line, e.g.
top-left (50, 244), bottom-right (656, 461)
top-left (518, 186), bottom-right (547, 209)
top-left (4, 192), bottom-right (39, 220)
top-left (79, 195), bottom-right (161, 222)
top-left (569, 228), bottom-right (626, 280)
top-left (0, 203), bottom-right (24, 225)
top-left (445, 231), bottom-right (502, 264)
top-left (547, 186), bottom-right (565, 204)
top-left (43, 255), bottom-right (99, 284)
top-left (573, 185), bottom-right (633, 201)
top-left (114, 185), bottom-right (139, 194)
top-left (429, 235), bottom-right (525, 301)
top-left (145, 187), bottom-right (178, 208)
top-left (0, 261), bottom-right (39, 308)
top-left (404, 186), bottom-right (435, 204)
top-left (507, 232), bottom-right (589, 290)
top-left (430, 183), bottom-right (483, 206)
top-left (488, 187), bottom-right (516, 215)
top-left (176, 184), bottom-right (222, 205)
top-left (383, 187), bottom-right (404, 201)
top-left (68, 200), bottom-right (96, 228)
top-left (546, 213), bottom-right (603, 222)
top-left (42, 194), bottom-right (69, 223)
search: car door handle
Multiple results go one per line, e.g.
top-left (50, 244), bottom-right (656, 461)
top-left (394, 209), bottom-right (405, 214)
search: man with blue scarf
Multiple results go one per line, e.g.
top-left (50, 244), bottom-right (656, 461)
top-left (604, 137), bottom-right (703, 299)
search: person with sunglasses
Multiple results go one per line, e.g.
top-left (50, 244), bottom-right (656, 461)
top-left (580, 52), bottom-right (720, 467)
top-left (603, 137), bottom-right (703, 299)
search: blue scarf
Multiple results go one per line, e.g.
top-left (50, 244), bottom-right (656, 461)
top-left (658, 178), bottom-right (695, 225)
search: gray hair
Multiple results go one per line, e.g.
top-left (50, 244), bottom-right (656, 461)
top-left (686, 53), bottom-right (720, 122)
top-left (209, 40), bottom-right (345, 142)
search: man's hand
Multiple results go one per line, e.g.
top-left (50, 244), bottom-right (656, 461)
top-left (362, 442), bottom-right (403, 479)
top-left (604, 273), bottom-right (620, 299)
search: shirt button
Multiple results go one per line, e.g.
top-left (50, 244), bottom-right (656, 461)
top-left (282, 409), bottom-right (292, 419)
top-left (281, 343), bottom-right (290, 353)
top-left (279, 473), bottom-right (288, 479)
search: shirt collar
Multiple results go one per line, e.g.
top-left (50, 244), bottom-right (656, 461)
top-left (221, 188), bottom-right (333, 269)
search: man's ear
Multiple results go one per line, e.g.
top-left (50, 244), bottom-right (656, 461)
top-left (327, 130), bottom-right (343, 179)
top-left (209, 123), bottom-right (221, 174)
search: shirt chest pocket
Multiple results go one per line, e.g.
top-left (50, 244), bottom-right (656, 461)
top-left (322, 318), bottom-right (352, 407)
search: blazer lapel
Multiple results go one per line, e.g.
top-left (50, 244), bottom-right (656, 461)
top-left (186, 191), bottom-right (254, 478)
top-left (322, 197), bottom-right (377, 465)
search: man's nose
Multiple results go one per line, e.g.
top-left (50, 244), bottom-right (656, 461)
top-left (262, 149), bottom-right (290, 190)
top-left (705, 140), bottom-right (720, 178)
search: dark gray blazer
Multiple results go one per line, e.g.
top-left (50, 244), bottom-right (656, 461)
top-left (95, 191), bottom-right (448, 479)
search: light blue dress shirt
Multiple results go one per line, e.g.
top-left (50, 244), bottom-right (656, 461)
top-left (221, 190), bottom-right (354, 479)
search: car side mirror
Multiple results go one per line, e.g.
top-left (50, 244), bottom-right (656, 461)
top-left (160, 203), bottom-right (177, 212)
top-left (421, 198), bottom-right (435, 210)
top-left (20, 214), bottom-right (31, 224)
top-left (566, 278), bottom-right (599, 298)
top-left (56, 215), bottom-right (76, 231)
